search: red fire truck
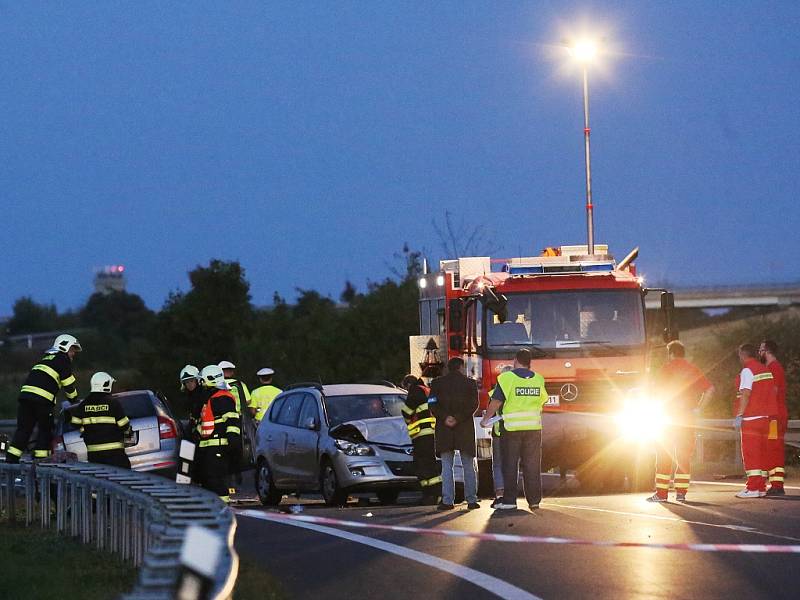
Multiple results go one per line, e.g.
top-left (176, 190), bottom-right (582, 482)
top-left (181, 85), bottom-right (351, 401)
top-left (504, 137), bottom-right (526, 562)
top-left (411, 244), bottom-right (678, 492)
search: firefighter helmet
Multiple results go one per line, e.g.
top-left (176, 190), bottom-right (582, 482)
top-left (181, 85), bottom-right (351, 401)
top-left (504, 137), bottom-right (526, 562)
top-left (90, 372), bottom-right (115, 393)
top-left (201, 365), bottom-right (229, 390)
top-left (49, 334), bottom-right (82, 354)
top-left (179, 365), bottom-right (200, 382)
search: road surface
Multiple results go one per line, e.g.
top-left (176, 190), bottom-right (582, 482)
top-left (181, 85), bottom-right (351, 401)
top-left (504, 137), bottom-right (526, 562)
top-left (233, 480), bottom-right (800, 599)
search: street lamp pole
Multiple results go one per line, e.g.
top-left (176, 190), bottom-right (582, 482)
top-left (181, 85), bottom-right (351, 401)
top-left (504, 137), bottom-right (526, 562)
top-left (581, 64), bottom-right (594, 256)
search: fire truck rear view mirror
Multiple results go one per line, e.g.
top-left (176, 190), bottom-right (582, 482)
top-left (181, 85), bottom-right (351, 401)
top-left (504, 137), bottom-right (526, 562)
top-left (449, 334), bottom-right (464, 351)
top-left (448, 299), bottom-right (464, 333)
top-left (660, 291), bottom-right (679, 342)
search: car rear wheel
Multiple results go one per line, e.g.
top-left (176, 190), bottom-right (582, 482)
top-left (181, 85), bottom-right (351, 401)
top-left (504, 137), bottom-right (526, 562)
top-left (320, 461), bottom-right (348, 506)
top-left (255, 459), bottom-right (282, 506)
top-left (376, 489), bottom-right (400, 505)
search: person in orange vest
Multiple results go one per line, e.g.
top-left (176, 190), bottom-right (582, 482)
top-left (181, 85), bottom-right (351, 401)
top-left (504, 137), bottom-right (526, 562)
top-left (196, 365), bottom-right (241, 503)
top-left (648, 341), bottom-right (715, 502)
top-left (760, 339), bottom-right (787, 496)
top-left (733, 343), bottom-right (778, 498)
top-left (400, 374), bottom-right (441, 505)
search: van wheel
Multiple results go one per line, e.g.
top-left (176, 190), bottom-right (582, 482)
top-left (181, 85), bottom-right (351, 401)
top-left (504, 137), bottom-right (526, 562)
top-left (320, 461), bottom-right (348, 506)
top-left (377, 490), bottom-right (400, 505)
top-left (255, 459), bottom-right (282, 506)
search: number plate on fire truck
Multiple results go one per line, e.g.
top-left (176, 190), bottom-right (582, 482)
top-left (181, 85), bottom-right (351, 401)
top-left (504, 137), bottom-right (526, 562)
top-left (545, 395), bottom-right (560, 407)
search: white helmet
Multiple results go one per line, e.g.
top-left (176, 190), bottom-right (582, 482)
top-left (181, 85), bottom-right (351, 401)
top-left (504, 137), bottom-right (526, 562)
top-left (49, 334), bottom-right (82, 354)
top-left (201, 365), bottom-right (229, 390)
top-left (256, 367), bottom-right (275, 377)
top-left (90, 372), bottom-right (115, 393)
top-left (179, 365), bottom-right (200, 382)
top-left (218, 360), bottom-right (236, 370)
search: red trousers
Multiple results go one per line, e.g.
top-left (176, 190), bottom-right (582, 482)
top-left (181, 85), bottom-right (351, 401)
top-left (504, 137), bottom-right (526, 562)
top-left (741, 418), bottom-right (768, 492)
top-left (654, 427), bottom-right (695, 499)
top-left (766, 417), bottom-right (787, 489)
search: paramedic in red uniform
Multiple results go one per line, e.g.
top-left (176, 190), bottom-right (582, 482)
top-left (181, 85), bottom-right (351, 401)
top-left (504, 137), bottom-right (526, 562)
top-left (734, 343), bottom-right (778, 498)
top-left (760, 339), bottom-right (787, 495)
top-left (648, 341), bottom-right (715, 502)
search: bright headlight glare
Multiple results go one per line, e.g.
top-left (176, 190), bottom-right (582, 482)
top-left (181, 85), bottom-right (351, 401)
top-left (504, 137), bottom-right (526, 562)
top-left (615, 397), bottom-right (666, 442)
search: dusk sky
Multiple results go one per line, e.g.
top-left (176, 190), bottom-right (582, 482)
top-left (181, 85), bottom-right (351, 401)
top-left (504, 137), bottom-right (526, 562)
top-left (2, 2), bottom-right (798, 316)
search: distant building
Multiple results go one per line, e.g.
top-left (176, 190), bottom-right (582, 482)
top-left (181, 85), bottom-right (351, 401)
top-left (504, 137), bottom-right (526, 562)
top-left (94, 265), bottom-right (127, 295)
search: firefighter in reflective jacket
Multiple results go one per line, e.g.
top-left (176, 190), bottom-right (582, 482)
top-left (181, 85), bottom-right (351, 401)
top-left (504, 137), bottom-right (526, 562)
top-left (71, 372), bottom-right (131, 469)
top-left (197, 365), bottom-right (241, 502)
top-left (400, 375), bottom-right (441, 504)
top-left (6, 334), bottom-right (81, 463)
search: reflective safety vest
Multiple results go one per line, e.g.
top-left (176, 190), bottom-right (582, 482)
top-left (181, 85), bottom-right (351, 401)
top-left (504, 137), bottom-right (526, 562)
top-left (401, 385), bottom-right (436, 440)
top-left (250, 385), bottom-right (282, 421)
top-left (497, 371), bottom-right (547, 431)
top-left (226, 379), bottom-right (251, 414)
top-left (196, 389), bottom-right (241, 447)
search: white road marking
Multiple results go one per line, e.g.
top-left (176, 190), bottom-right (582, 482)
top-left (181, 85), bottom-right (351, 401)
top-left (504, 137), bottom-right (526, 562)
top-left (692, 480), bottom-right (800, 491)
top-left (238, 509), bottom-right (543, 600)
top-left (553, 503), bottom-right (800, 543)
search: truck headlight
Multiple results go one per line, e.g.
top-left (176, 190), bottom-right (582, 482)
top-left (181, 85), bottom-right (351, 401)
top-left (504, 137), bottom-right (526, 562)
top-left (334, 439), bottom-right (375, 456)
top-left (614, 396), bottom-right (667, 442)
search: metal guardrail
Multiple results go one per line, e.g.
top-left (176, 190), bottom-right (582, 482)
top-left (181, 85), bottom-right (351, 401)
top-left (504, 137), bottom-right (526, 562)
top-left (695, 419), bottom-right (800, 471)
top-left (0, 460), bottom-right (238, 599)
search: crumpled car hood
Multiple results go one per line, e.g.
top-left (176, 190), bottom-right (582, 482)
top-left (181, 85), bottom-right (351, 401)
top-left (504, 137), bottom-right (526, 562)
top-left (330, 416), bottom-right (410, 445)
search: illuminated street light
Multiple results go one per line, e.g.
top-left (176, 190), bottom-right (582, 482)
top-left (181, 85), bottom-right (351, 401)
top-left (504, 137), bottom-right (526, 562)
top-left (564, 37), bottom-right (601, 256)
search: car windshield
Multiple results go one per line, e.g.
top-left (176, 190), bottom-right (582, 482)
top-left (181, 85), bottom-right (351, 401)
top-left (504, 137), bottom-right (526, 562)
top-left (325, 394), bottom-right (407, 427)
top-left (486, 290), bottom-right (645, 351)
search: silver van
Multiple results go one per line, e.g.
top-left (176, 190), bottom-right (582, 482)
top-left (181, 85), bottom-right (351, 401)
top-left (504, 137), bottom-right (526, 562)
top-left (55, 390), bottom-right (181, 476)
top-left (254, 383), bottom-right (419, 506)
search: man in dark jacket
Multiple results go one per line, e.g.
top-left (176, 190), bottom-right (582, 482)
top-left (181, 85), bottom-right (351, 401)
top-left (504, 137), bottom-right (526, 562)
top-left (429, 357), bottom-right (479, 510)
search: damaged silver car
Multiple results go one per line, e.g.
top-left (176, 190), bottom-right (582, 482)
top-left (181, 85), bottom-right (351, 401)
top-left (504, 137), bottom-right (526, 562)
top-left (253, 383), bottom-right (419, 506)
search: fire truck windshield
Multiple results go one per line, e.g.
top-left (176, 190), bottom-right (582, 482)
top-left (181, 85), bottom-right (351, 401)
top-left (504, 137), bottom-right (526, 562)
top-left (485, 289), bottom-right (645, 352)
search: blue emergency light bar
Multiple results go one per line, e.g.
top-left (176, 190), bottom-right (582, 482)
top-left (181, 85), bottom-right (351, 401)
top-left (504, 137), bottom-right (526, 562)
top-left (504, 261), bottom-right (615, 275)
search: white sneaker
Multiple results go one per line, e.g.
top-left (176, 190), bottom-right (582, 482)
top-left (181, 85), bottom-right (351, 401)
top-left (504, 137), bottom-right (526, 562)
top-left (646, 493), bottom-right (667, 503)
top-left (494, 503), bottom-right (518, 510)
top-left (735, 489), bottom-right (762, 499)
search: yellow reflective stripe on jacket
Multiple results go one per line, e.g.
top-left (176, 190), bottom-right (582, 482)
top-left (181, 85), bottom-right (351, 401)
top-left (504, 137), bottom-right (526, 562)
top-left (410, 428), bottom-right (435, 439)
top-left (501, 411), bottom-right (542, 429)
top-left (61, 374), bottom-right (76, 387)
top-left (21, 385), bottom-right (55, 402)
top-left (408, 417), bottom-right (435, 430)
top-left (6, 445), bottom-right (23, 457)
top-left (33, 449), bottom-right (52, 458)
top-left (71, 416), bottom-right (83, 426)
top-left (753, 373), bottom-right (774, 383)
top-left (87, 442), bottom-right (124, 452)
top-left (414, 403), bottom-right (431, 413)
top-left (82, 416), bottom-right (118, 425)
top-left (64, 388), bottom-right (78, 399)
top-left (400, 403), bottom-right (414, 415)
top-left (32, 363), bottom-right (60, 383)
top-left (199, 438), bottom-right (229, 447)
top-left (420, 474), bottom-right (442, 487)
top-left (214, 412), bottom-right (239, 424)
top-left (226, 426), bottom-right (241, 435)
top-left (117, 416), bottom-right (130, 427)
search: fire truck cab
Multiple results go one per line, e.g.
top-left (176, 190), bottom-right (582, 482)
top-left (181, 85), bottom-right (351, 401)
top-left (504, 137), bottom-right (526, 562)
top-left (410, 244), bottom-right (678, 492)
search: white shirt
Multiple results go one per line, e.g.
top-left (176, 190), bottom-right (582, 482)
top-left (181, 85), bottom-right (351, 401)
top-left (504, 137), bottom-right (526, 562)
top-left (739, 367), bottom-right (754, 391)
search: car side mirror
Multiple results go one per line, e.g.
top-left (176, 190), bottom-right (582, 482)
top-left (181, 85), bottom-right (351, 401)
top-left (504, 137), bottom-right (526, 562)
top-left (303, 417), bottom-right (319, 431)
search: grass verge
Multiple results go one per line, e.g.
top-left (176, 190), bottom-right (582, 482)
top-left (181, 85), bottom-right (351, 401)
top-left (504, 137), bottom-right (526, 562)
top-left (0, 521), bottom-right (137, 599)
top-left (234, 555), bottom-right (286, 600)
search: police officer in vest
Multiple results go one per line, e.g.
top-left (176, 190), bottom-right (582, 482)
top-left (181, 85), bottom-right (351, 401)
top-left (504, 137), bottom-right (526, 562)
top-left (196, 365), bottom-right (241, 502)
top-left (71, 372), bottom-right (131, 469)
top-left (481, 348), bottom-right (547, 511)
top-left (6, 334), bottom-right (81, 463)
top-left (250, 368), bottom-right (282, 423)
top-left (400, 374), bottom-right (442, 505)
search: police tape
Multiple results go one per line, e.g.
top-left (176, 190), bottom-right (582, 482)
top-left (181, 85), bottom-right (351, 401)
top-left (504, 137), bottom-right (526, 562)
top-left (236, 509), bottom-right (800, 554)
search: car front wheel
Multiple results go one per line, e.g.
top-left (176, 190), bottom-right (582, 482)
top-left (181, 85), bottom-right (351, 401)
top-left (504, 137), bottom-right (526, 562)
top-left (320, 461), bottom-right (348, 506)
top-left (255, 459), bottom-right (282, 506)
